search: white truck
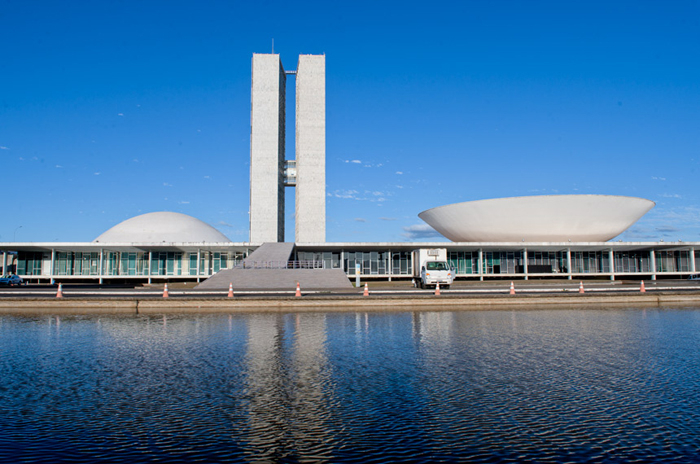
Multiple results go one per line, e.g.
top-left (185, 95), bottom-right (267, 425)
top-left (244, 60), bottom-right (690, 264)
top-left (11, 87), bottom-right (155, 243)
top-left (412, 248), bottom-right (454, 289)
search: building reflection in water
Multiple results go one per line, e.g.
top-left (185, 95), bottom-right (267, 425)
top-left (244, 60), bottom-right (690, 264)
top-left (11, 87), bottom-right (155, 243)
top-left (242, 313), bottom-right (334, 462)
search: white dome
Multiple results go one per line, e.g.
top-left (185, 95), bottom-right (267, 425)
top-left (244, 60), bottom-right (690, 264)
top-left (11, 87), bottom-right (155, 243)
top-left (94, 212), bottom-right (230, 243)
top-left (418, 195), bottom-right (655, 242)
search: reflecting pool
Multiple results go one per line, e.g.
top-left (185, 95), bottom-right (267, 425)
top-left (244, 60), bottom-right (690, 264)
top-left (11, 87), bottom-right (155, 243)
top-left (1, 308), bottom-right (700, 462)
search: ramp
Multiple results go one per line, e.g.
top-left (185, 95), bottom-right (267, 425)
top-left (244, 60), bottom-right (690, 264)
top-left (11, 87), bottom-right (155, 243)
top-left (240, 242), bottom-right (295, 268)
top-left (196, 268), bottom-right (352, 291)
top-left (196, 242), bottom-right (352, 290)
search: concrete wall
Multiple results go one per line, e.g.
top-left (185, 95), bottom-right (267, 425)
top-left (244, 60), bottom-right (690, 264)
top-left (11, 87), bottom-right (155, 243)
top-left (295, 54), bottom-right (326, 243)
top-left (250, 54), bottom-right (286, 243)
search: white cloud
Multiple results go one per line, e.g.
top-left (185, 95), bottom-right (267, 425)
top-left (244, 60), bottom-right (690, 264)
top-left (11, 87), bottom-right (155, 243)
top-left (0, 146), bottom-right (8, 150)
top-left (402, 224), bottom-right (443, 240)
top-left (660, 193), bottom-right (682, 198)
top-left (94, 172), bottom-right (101, 175)
top-left (178, 201), bottom-right (190, 204)
top-left (333, 189), bottom-right (359, 199)
top-left (380, 217), bottom-right (397, 221)
top-left (652, 176), bottom-right (667, 181)
top-left (55, 165), bottom-right (63, 168)
top-left (117, 113), bottom-right (124, 116)
top-left (396, 171), bottom-right (403, 175)
top-left (354, 218), bottom-right (367, 222)
top-left (163, 182), bottom-right (172, 187)
top-left (218, 221), bottom-right (234, 228)
top-left (351, 160), bottom-right (361, 164)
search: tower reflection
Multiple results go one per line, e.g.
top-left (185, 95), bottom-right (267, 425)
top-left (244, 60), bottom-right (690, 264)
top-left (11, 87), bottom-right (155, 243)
top-left (242, 313), bottom-right (334, 462)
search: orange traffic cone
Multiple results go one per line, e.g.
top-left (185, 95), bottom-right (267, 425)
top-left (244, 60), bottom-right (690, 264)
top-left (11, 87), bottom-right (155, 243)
top-left (295, 282), bottom-right (301, 297)
top-left (509, 281), bottom-right (515, 295)
top-left (363, 283), bottom-right (369, 296)
top-left (579, 281), bottom-right (584, 294)
top-left (56, 283), bottom-right (63, 298)
top-left (163, 283), bottom-right (169, 298)
top-left (640, 280), bottom-right (646, 293)
top-left (228, 282), bottom-right (234, 298)
top-left (435, 282), bottom-right (441, 296)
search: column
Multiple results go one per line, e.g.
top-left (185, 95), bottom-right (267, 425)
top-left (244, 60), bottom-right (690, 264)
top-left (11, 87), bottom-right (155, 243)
top-left (566, 248), bottom-right (572, 280)
top-left (50, 248), bottom-right (56, 285)
top-left (148, 251), bottom-right (152, 284)
top-left (609, 249), bottom-right (615, 281)
top-left (196, 249), bottom-right (201, 283)
top-left (2, 251), bottom-right (6, 275)
top-left (691, 247), bottom-right (696, 274)
top-left (650, 249), bottom-right (657, 281)
top-left (478, 249), bottom-right (484, 281)
top-left (523, 248), bottom-right (528, 281)
top-left (98, 249), bottom-right (104, 285)
top-left (387, 249), bottom-right (392, 281)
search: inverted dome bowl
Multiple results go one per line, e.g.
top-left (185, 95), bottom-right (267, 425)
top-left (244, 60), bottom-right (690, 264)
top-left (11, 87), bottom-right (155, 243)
top-left (418, 195), bottom-right (654, 242)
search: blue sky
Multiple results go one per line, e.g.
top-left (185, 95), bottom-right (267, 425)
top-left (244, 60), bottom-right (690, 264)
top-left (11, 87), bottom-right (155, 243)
top-left (1, 0), bottom-right (699, 243)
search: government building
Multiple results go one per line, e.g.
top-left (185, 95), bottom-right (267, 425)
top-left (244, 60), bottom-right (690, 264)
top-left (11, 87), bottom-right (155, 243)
top-left (2, 53), bottom-right (699, 284)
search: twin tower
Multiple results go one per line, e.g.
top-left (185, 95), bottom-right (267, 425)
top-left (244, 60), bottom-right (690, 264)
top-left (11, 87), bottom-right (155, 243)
top-left (249, 53), bottom-right (326, 244)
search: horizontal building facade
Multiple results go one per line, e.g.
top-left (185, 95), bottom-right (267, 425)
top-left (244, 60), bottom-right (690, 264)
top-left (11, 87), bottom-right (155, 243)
top-left (1, 241), bottom-right (699, 283)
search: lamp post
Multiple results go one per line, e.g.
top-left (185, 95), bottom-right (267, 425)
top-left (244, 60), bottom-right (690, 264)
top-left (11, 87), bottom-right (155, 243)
top-left (13, 226), bottom-right (22, 241)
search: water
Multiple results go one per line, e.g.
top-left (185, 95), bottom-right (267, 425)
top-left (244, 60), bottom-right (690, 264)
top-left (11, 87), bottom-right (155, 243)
top-left (1, 308), bottom-right (700, 463)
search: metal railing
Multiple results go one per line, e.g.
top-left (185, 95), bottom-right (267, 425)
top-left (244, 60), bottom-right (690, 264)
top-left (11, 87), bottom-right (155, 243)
top-left (236, 260), bottom-right (324, 270)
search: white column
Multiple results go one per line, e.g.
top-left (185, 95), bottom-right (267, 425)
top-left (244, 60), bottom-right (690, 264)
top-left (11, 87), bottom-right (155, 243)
top-left (650, 249), bottom-right (657, 281)
top-left (478, 249), bottom-right (484, 281)
top-left (1, 251), bottom-right (5, 275)
top-left (523, 248), bottom-right (528, 281)
top-left (196, 249), bottom-right (201, 283)
top-left (691, 247), bottom-right (696, 274)
top-left (50, 249), bottom-right (56, 285)
top-left (148, 251), bottom-right (152, 284)
top-left (98, 248), bottom-right (104, 284)
top-left (387, 249), bottom-right (392, 281)
top-left (609, 249), bottom-right (615, 281)
top-left (566, 248), bottom-right (572, 280)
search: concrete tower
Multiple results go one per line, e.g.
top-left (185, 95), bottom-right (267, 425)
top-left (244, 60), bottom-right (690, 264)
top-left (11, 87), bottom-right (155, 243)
top-left (250, 54), bottom-right (286, 243)
top-left (249, 53), bottom-right (326, 244)
top-left (295, 54), bottom-right (326, 243)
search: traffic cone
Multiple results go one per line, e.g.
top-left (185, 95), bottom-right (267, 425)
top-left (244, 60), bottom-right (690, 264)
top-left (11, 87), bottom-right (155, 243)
top-left (228, 282), bottom-right (234, 298)
top-left (163, 283), bottom-right (169, 298)
top-left (295, 282), bottom-right (301, 297)
top-left (435, 282), bottom-right (441, 296)
top-left (510, 281), bottom-right (515, 295)
top-left (640, 280), bottom-right (646, 293)
top-left (56, 283), bottom-right (63, 298)
top-left (579, 281), bottom-right (584, 294)
top-left (363, 283), bottom-right (369, 296)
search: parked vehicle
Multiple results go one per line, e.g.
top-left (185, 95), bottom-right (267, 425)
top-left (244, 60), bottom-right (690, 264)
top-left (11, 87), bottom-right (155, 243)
top-left (0, 274), bottom-right (24, 286)
top-left (412, 248), bottom-right (454, 289)
top-left (688, 274), bottom-right (700, 281)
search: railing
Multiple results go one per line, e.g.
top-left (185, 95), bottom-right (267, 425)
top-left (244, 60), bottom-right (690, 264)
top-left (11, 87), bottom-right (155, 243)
top-left (236, 260), bottom-right (325, 270)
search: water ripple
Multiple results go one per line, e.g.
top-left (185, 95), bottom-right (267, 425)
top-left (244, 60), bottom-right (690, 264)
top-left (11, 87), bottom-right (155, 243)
top-left (1, 310), bottom-right (700, 462)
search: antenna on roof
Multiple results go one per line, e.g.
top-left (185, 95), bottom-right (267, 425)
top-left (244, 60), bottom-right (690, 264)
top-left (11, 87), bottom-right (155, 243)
top-left (272, 39), bottom-right (274, 54)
